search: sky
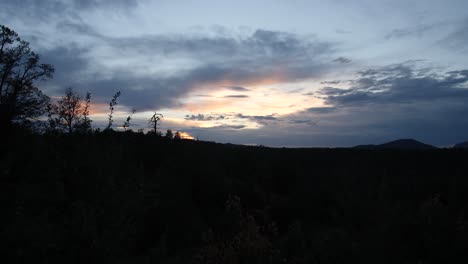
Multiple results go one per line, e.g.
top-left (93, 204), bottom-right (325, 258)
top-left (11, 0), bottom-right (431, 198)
top-left (1, 0), bottom-right (468, 147)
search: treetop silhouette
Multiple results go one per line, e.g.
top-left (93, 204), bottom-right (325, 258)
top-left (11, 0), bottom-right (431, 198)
top-left (0, 25), bottom-right (54, 128)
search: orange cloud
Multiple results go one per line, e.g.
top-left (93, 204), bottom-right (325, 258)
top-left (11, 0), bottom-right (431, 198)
top-left (89, 102), bottom-right (110, 115)
top-left (178, 131), bottom-right (195, 140)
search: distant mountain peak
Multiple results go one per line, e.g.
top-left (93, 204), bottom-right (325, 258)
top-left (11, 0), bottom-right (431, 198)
top-left (353, 138), bottom-right (437, 150)
top-left (453, 141), bottom-right (468, 149)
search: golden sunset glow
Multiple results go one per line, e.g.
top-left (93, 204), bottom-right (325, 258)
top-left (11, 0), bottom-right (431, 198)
top-left (89, 102), bottom-right (111, 115)
top-left (178, 131), bottom-right (195, 140)
top-left (177, 78), bottom-right (326, 130)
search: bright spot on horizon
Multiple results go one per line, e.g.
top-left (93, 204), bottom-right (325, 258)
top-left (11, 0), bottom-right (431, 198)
top-left (178, 131), bottom-right (195, 140)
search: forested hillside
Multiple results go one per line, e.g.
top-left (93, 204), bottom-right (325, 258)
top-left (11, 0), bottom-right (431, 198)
top-left (2, 130), bottom-right (468, 263)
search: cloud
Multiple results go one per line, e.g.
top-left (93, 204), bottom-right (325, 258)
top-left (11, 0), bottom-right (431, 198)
top-left (289, 119), bottom-right (318, 126)
top-left (333, 57), bottom-right (351, 64)
top-left (29, 24), bottom-right (338, 110)
top-left (306, 107), bottom-right (337, 114)
top-left (236, 113), bottom-right (278, 121)
top-left (335, 29), bottom-right (352, 34)
top-left (144, 62), bottom-right (468, 147)
top-left (261, 62), bottom-right (468, 146)
top-left (0, 0), bottom-right (139, 16)
top-left (384, 23), bottom-right (440, 40)
top-left (225, 86), bottom-right (250, 92)
top-left (316, 87), bottom-right (349, 97)
top-left (319, 63), bottom-right (468, 107)
top-left (184, 114), bottom-right (226, 121)
top-left (320, 80), bottom-right (341, 85)
top-left (39, 45), bottom-right (91, 87)
top-left (218, 125), bottom-right (246, 130)
top-left (72, 0), bottom-right (140, 9)
top-left (0, 0), bottom-right (140, 32)
top-left (223, 95), bottom-right (249, 98)
top-left (440, 20), bottom-right (468, 52)
top-left (235, 113), bottom-right (279, 125)
top-left (4, 1), bottom-right (468, 147)
top-left (183, 112), bottom-right (279, 126)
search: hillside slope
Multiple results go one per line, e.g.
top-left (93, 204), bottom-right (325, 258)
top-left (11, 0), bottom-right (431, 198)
top-left (2, 133), bottom-right (468, 263)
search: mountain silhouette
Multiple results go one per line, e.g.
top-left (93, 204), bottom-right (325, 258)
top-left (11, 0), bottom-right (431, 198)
top-left (354, 139), bottom-right (437, 150)
top-left (453, 141), bottom-right (468, 149)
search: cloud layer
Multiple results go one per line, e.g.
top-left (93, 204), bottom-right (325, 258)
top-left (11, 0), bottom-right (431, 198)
top-left (30, 23), bottom-right (338, 111)
top-left (2, 0), bottom-right (468, 146)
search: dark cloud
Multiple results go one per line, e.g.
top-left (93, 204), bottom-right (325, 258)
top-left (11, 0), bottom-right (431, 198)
top-left (46, 64), bottom-right (254, 110)
top-left (306, 107), bottom-right (337, 114)
top-left (31, 25), bottom-right (337, 110)
top-left (384, 23), bottom-right (440, 40)
top-left (289, 119), bottom-right (318, 126)
top-left (56, 21), bottom-right (101, 37)
top-left (177, 78), bottom-right (468, 146)
top-left (76, 65), bottom-right (245, 110)
top-left (320, 63), bottom-right (468, 107)
top-left (234, 113), bottom-right (279, 125)
top-left (320, 80), bottom-right (341, 85)
top-left (100, 29), bottom-right (335, 76)
top-left (333, 57), bottom-right (351, 64)
top-left (183, 63), bottom-right (468, 147)
top-left (263, 63), bottom-right (468, 147)
top-left (39, 46), bottom-right (90, 85)
top-left (223, 95), bottom-right (249, 98)
top-left (71, 0), bottom-right (139, 9)
top-left (0, 1), bottom-right (139, 36)
top-left (440, 21), bottom-right (468, 52)
top-left (236, 113), bottom-right (278, 121)
top-left (225, 86), bottom-right (250, 92)
top-left (335, 29), bottom-right (352, 34)
top-left (0, 0), bottom-right (139, 17)
top-left (316, 87), bottom-right (349, 97)
top-left (184, 112), bottom-right (279, 126)
top-left (209, 125), bottom-right (246, 130)
top-left (287, 88), bottom-right (304, 94)
top-left (185, 114), bottom-right (226, 121)
top-left (68, 26), bottom-right (334, 67)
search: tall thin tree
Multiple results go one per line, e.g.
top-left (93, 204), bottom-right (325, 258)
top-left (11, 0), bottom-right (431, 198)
top-left (123, 108), bottom-right (136, 131)
top-left (106, 91), bottom-right (121, 130)
top-left (149, 112), bottom-right (163, 135)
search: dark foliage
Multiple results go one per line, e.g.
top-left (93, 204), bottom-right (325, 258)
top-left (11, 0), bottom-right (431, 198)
top-left (0, 25), bottom-right (54, 125)
top-left (165, 129), bottom-right (174, 139)
top-left (106, 91), bottom-right (121, 131)
top-left (2, 131), bottom-right (468, 263)
top-left (47, 88), bottom-right (92, 134)
top-left (123, 109), bottom-right (136, 132)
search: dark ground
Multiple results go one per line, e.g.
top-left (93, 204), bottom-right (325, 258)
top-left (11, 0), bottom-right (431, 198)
top-left (2, 130), bottom-right (468, 263)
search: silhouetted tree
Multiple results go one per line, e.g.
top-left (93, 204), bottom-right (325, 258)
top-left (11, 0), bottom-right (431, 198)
top-left (75, 92), bottom-right (92, 133)
top-left (165, 129), bottom-right (173, 139)
top-left (174, 131), bottom-right (181, 140)
top-left (0, 25), bottom-right (54, 127)
top-left (123, 108), bottom-right (136, 131)
top-left (149, 112), bottom-right (163, 135)
top-left (106, 91), bottom-right (121, 130)
top-left (47, 88), bottom-right (92, 133)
